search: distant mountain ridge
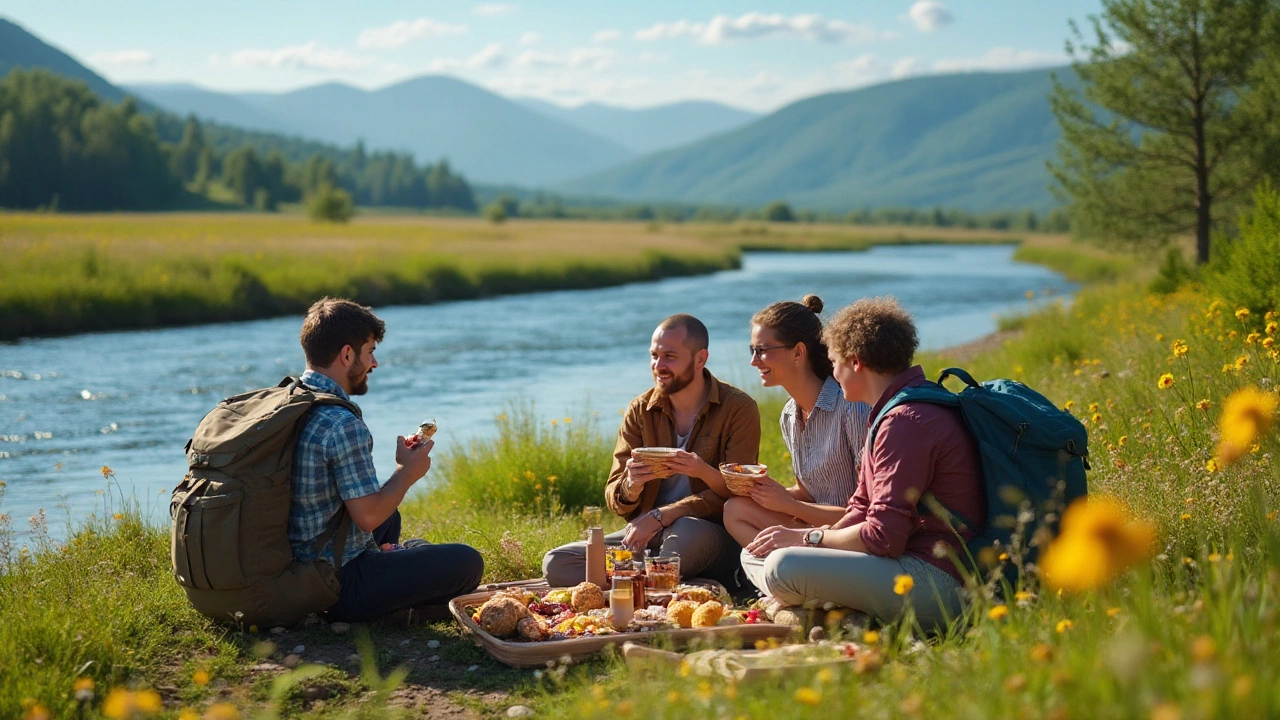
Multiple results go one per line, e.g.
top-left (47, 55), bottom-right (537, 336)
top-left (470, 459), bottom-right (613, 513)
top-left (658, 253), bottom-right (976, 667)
top-left (129, 76), bottom-right (636, 186)
top-left (516, 98), bottom-right (759, 154)
top-left (0, 17), bottom-right (125, 103)
top-left (560, 68), bottom-right (1072, 212)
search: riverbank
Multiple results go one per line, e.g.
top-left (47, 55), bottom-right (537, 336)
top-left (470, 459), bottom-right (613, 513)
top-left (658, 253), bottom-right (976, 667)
top-left (1, 213), bottom-right (1060, 341)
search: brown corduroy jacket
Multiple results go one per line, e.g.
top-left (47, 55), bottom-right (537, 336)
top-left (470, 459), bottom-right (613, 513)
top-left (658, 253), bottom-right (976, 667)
top-left (605, 370), bottom-right (761, 522)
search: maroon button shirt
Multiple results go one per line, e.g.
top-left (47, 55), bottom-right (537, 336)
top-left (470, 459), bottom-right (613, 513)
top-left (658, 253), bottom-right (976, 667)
top-left (832, 366), bottom-right (985, 580)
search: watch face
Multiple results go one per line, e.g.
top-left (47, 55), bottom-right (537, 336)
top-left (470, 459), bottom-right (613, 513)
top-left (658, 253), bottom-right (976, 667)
top-left (806, 529), bottom-right (822, 546)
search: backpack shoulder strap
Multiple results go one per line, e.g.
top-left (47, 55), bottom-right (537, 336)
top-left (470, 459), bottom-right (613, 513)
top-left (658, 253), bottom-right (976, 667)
top-left (280, 375), bottom-right (363, 419)
top-left (867, 377), bottom-right (961, 450)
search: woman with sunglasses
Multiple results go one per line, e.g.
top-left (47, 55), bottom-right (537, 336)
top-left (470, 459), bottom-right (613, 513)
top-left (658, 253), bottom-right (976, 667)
top-left (723, 295), bottom-right (871, 549)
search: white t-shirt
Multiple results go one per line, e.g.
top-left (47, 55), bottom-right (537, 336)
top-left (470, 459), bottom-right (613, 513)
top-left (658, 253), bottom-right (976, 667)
top-left (654, 429), bottom-right (693, 507)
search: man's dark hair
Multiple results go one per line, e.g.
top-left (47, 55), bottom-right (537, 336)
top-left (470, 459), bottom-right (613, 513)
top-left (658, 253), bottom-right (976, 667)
top-left (300, 297), bottom-right (386, 368)
top-left (657, 314), bottom-right (709, 352)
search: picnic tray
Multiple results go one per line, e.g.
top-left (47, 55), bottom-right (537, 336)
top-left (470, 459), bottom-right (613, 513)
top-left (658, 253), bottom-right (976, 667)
top-left (449, 580), bottom-right (797, 669)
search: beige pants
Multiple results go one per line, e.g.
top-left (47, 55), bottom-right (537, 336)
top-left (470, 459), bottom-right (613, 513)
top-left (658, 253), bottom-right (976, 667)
top-left (740, 547), bottom-right (963, 629)
top-left (542, 517), bottom-right (736, 588)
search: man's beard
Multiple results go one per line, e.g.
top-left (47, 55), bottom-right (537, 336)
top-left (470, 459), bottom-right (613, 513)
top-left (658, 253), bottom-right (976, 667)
top-left (655, 361), bottom-right (696, 396)
top-left (347, 359), bottom-right (371, 395)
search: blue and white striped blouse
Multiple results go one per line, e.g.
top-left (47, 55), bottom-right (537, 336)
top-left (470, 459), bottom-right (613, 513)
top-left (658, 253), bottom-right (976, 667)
top-left (779, 376), bottom-right (870, 507)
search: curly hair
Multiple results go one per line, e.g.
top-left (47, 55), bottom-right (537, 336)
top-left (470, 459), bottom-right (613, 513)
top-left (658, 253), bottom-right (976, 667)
top-left (300, 297), bottom-right (386, 368)
top-left (751, 294), bottom-right (833, 378)
top-left (822, 296), bottom-right (918, 375)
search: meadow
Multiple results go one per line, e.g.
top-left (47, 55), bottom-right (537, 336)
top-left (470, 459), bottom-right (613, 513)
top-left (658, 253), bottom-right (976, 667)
top-left (2, 218), bottom-right (1278, 719)
top-left (0, 212), bottom-right (1033, 341)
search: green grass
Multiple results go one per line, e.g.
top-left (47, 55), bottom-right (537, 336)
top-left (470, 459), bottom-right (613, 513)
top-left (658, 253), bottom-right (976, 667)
top-left (4, 242), bottom-right (1280, 718)
top-left (0, 214), bottom-right (1048, 341)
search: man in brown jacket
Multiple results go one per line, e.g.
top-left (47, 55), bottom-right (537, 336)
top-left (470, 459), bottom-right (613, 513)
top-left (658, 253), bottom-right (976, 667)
top-left (542, 314), bottom-right (761, 588)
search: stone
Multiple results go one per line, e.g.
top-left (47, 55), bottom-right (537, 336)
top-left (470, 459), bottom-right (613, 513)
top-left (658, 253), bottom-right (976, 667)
top-left (467, 665), bottom-right (479, 672)
top-left (282, 654), bottom-right (302, 669)
top-left (270, 627), bottom-right (287, 635)
top-left (301, 686), bottom-right (332, 700)
top-left (507, 706), bottom-right (535, 718)
top-left (426, 639), bottom-right (441, 649)
top-left (330, 622), bottom-right (350, 635)
top-left (400, 639), bottom-right (412, 647)
top-left (346, 653), bottom-right (361, 664)
top-left (291, 645), bottom-right (306, 655)
top-left (429, 655), bottom-right (440, 662)
top-left (809, 626), bottom-right (827, 643)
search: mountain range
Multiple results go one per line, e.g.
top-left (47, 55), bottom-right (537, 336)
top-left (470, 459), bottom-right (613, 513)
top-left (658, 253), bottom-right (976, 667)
top-left (2, 15), bottom-right (1070, 211)
top-left (560, 68), bottom-right (1070, 212)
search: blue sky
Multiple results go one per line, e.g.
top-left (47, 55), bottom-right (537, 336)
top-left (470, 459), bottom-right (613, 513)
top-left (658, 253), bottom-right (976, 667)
top-left (2, 1), bottom-right (1103, 111)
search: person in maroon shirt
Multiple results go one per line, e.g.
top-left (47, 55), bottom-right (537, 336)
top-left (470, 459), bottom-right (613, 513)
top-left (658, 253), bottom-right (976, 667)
top-left (739, 296), bottom-right (984, 629)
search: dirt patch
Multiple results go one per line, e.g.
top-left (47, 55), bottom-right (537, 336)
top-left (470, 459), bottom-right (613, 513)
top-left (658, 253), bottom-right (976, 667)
top-left (932, 330), bottom-right (1022, 366)
top-left (235, 616), bottom-right (538, 719)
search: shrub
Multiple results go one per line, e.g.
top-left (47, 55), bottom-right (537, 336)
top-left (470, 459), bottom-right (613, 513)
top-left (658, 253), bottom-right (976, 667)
top-left (763, 200), bottom-right (794, 222)
top-left (1148, 246), bottom-right (1196, 294)
top-left (306, 182), bottom-right (354, 223)
top-left (1206, 182), bottom-right (1280, 319)
top-left (484, 201), bottom-right (507, 224)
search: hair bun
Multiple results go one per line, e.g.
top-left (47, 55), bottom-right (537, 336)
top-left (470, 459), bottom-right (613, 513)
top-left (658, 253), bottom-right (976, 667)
top-left (801, 294), bottom-right (824, 314)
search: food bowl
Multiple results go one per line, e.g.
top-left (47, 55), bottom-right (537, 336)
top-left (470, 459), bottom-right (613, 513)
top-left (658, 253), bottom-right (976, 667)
top-left (632, 447), bottom-right (679, 479)
top-left (719, 463), bottom-right (768, 496)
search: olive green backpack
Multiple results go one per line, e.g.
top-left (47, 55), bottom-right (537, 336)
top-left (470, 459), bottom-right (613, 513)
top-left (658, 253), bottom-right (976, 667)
top-left (170, 376), bottom-right (360, 627)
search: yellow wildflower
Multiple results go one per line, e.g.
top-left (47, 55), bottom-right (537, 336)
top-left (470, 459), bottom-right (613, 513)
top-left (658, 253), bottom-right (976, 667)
top-left (1055, 619), bottom-right (1074, 633)
top-left (794, 687), bottom-right (821, 706)
top-left (1064, 400), bottom-right (1075, 411)
top-left (863, 630), bottom-right (880, 644)
top-left (1247, 332), bottom-right (1262, 345)
top-left (103, 689), bottom-right (163, 719)
top-left (1107, 607), bottom-right (1122, 618)
top-left (1091, 412), bottom-right (1103, 424)
top-left (1236, 307), bottom-right (1250, 321)
top-left (203, 704), bottom-right (241, 720)
top-left (1267, 321), bottom-right (1278, 336)
top-left (1118, 435), bottom-right (1128, 446)
top-left (101, 465), bottom-right (113, 478)
top-left (893, 574), bottom-right (914, 595)
top-left (179, 711), bottom-right (200, 720)
top-left (74, 677), bottom-right (95, 702)
top-left (1171, 339), bottom-right (1188, 357)
top-left (1196, 399), bottom-right (1211, 411)
top-left (1151, 702), bottom-right (1183, 720)
top-left (1039, 497), bottom-right (1156, 592)
top-left (1264, 337), bottom-right (1275, 349)
top-left (1181, 513), bottom-right (1192, 520)
top-left (1030, 643), bottom-right (1054, 662)
top-left (1216, 387), bottom-right (1277, 465)
top-left (1223, 363), bottom-right (1237, 374)
top-left (1191, 635), bottom-right (1216, 663)
top-left (1089, 402), bottom-right (1099, 413)
top-left (1235, 355), bottom-right (1248, 369)
top-left (1157, 373), bottom-right (1174, 390)
top-left (193, 670), bottom-right (210, 686)
top-left (23, 703), bottom-right (51, 720)
top-left (988, 605), bottom-right (1009, 621)
top-left (1206, 459), bottom-right (1220, 473)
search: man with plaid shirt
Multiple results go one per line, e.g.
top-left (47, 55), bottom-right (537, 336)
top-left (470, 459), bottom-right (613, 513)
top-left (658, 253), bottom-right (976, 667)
top-left (288, 297), bottom-right (483, 622)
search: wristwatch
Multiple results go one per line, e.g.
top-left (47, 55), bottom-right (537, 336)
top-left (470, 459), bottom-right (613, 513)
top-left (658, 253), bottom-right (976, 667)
top-left (804, 528), bottom-right (824, 547)
top-left (649, 507), bottom-right (666, 528)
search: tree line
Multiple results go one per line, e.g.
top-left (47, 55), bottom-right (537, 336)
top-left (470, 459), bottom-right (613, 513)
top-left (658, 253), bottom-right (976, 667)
top-left (0, 69), bottom-right (476, 213)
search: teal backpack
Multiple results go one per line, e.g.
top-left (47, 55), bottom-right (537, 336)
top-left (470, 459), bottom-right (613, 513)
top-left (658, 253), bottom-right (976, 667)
top-left (869, 368), bottom-right (1089, 574)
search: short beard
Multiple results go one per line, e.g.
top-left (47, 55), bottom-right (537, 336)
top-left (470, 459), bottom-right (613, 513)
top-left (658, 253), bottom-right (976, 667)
top-left (347, 359), bottom-right (370, 396)
top-left (655, 361), bottom-right (696, 396)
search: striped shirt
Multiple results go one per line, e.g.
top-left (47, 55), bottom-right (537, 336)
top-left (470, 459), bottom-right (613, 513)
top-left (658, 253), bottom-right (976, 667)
top-left (779, 376), bottom-right (871, 507)
top-left (288, 370), bottom-right (380, 566)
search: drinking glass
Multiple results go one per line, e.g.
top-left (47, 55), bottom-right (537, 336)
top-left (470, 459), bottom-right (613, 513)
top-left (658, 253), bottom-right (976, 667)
top-left (582, 505), bottom-right (602, 529)
top-left (604, 545), bottom-right (633, 581)
top-left (644, 554), bottom-right (680, 591)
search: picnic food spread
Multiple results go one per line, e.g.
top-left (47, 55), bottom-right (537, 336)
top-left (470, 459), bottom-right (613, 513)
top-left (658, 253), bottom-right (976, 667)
top-left (467, 583), bottom-right (762, 641)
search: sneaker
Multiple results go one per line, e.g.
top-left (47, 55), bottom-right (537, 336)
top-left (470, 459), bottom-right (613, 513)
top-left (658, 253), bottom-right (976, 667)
top-left (402, 538), bottom-right (432, 549)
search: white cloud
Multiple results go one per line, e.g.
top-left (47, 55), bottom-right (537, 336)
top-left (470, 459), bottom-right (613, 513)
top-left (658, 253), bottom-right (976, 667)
top-left (428, 43), bottom-right (508, 72)
top-left (519, 31), bottom-right (541, 46)
top-left (356, 18), bottom-right (467, 49)
top-left (907, 1), bottom-right (954, 33)
top-left (634, 12), bottom-right (892, 45)
top-left (473, 3), bottom-right (517, 16)
top-left (933, 46), bottom-right (1067, 73)
top-left (215, 42), bottom-right (375, 71)
top-left (515, 47), bottom-right (614, 71)
top-left (592, 29), bottom-right (622, 44)
top-left (835, 53), bottom-right (879, 77)
top-left (892, 56), bottom-right (924, 78)
top-left (90, 49), bottom-right (155, 67)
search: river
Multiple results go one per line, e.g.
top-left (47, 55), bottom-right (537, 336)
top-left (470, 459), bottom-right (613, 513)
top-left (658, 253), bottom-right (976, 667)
top-left (0, 245), bottom-right (1074, 534)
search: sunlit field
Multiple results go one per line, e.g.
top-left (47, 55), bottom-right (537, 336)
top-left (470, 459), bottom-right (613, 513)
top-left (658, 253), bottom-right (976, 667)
top-left (0, 212), bottom-right (1040, 340)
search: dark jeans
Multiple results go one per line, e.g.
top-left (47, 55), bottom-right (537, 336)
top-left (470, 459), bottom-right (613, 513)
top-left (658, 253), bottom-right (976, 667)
top-left (326, 510), bottom-right (484, 622)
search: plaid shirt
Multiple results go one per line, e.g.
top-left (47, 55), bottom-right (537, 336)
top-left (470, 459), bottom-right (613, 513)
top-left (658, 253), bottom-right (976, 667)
top-left (288, 370), bottom-right (380, 566)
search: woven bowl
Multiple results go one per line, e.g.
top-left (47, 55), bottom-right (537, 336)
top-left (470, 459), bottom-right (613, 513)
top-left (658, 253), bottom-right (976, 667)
top-left (719, 463), bottom-right (767, 496)
top-left (633, 447), bottom-right (679, 479)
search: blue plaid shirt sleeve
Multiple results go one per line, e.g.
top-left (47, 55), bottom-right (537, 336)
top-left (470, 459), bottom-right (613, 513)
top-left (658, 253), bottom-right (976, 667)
top-left (323, 413), bottom-right (381, 502)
